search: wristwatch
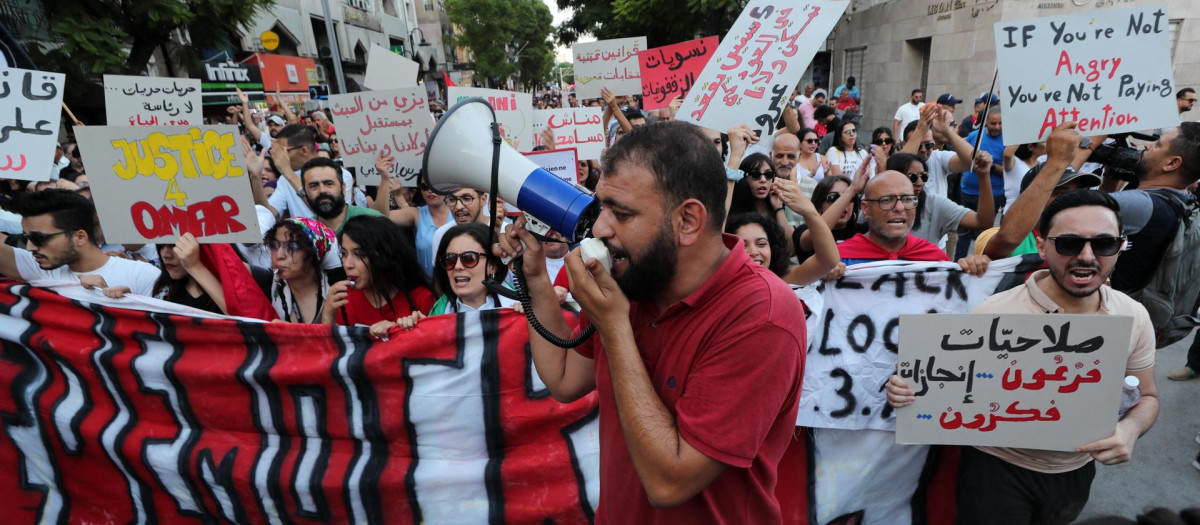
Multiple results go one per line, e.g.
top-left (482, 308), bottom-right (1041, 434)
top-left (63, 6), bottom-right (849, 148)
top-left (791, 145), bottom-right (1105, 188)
top-left (1079, 137), bottom-right (1093, 150)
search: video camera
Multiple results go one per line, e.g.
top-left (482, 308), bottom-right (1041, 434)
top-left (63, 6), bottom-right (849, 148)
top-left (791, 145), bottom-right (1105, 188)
top-left (1087, 131), bottom-right (1158, 185)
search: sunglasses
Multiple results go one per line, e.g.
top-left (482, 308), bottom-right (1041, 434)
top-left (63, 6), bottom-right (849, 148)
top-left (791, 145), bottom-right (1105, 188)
top-left (803, 138), bottom-right (820, 144)
top-left (843, 129), bottom-right (858, 135)
top-left (267, 239), bottom-right (303, 254)
top-left (1046, 235), bottom-right (1125, 257)
top-left (917, 141), bottom-right (937, 150)
top-left (823, 192), bottom-right (842, 203)
top-left (906, 171), bottom-right (930, 183)
top-left (746, 170), bottom-right (776, 181)
top-left (23, 230), bottom-right (71, 247)
top-left (441, 251), bottom-right (483, 270)
top-left (873, 138), bottom-right (895, 145)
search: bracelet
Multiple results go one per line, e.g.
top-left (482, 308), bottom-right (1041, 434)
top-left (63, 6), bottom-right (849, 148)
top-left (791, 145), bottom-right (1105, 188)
top-left (776, 206), bottom-right (787, 213)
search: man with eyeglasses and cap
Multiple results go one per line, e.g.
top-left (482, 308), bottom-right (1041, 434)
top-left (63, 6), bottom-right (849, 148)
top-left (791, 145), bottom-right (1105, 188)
top-left (888, 189), bottom-right (1158, 525)
top-left (0, 189), bottom-right (160, 296)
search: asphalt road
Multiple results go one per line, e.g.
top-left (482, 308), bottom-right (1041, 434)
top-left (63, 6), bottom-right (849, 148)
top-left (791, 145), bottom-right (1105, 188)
top-left (1077, 329), bottom-right (1200, 519)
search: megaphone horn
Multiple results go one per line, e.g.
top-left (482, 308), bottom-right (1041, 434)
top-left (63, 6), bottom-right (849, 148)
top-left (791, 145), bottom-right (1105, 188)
top-left (422, 97), bottom-right (597, 242)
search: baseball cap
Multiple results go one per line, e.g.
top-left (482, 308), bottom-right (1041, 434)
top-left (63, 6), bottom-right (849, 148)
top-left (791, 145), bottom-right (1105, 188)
top-left (267, 115), bottom-right (286, 126)
top-left (1019, 164), bottom-right (1103, 194)
top-left (812, 88), bottom-right (828, 99)
top-left (975, 92), bottom-right (1000, 105)
top-left (936, 93), bottom-right (963, 106)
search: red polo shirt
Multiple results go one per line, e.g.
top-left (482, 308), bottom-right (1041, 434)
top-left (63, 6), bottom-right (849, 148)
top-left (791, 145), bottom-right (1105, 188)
top-left (574, 233), bottom-right (805, 523)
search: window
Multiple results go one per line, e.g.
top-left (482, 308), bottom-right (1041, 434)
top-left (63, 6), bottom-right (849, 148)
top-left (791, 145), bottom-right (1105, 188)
top-left (424, 0), bottom-right (434, 11)
top-left (1169, 19), bottom-right (1182, 61)
top-left (843, 46), bottom-right (866, 89)
top-left (345, 0), bottom-right (371, 11)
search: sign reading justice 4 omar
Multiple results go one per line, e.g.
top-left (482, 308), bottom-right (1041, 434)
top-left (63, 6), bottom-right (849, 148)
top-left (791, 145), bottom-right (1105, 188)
top-left (994, 6), bottom-right (1178, 145)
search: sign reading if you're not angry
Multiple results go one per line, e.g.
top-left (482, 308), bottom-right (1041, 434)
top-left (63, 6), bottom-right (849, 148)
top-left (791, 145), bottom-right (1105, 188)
top-left (75, 125), bottom-right (261, 244)
top-left (994, 5), bottom-right (1178, 144)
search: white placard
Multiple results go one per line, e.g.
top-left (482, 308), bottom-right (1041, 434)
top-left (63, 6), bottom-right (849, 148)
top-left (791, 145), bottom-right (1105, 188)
top-left (524, 148), bottom-right (579, 184)
top-left (896, 313), bottom-right (1131, 451)
top-left (74, 125), bottom-right (261, 244)
top-left (328, 88), bottom-right (433, 187)
top-left (531, 107), bottom-right (605, 160)
top-left (573, 37), bottom-right (647, 99)
top-left (364, 44), bottom-right (420, 91)
top-left (103, 75), bottom-right (201, 127)
top-left (0, 67), bottom-right (64, 181)
top-left (678, 1), bottom-right (846, 137)
top-left (994, 6), bottom-right (1178, 144)
top-left (448, 87), bottom-right (533, 152)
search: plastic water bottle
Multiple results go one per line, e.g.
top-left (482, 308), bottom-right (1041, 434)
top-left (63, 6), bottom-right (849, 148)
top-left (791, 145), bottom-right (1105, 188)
top-left (1118, 376), bottom-right (1141, 419)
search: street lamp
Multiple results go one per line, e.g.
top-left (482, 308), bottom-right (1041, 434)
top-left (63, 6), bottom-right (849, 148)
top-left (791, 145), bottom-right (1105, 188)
top-left (409, 28), bottom-right (432, 62)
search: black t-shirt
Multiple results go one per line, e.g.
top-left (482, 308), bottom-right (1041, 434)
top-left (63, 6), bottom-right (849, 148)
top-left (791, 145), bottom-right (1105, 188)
top-left (792, 221), bottom-right (867, 263)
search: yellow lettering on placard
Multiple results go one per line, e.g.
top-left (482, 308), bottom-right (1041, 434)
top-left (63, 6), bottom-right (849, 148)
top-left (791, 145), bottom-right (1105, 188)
top-left (164, 178), bottom-right (188, 206)
top-left (109, 127), bottom-right (245, 205)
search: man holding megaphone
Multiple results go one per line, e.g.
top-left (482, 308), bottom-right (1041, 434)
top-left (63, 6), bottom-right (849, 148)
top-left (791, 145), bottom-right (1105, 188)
top-left (496, 121), bottom-right (805, 523)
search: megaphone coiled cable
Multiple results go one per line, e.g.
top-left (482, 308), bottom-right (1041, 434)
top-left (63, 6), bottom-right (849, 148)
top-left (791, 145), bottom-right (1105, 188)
top-left (511, 258), bottom-right (596, 349)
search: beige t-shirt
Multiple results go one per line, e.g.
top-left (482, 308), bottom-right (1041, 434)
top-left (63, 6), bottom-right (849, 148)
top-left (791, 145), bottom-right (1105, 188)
top-left (971, 270), bottom-right (1155, 474)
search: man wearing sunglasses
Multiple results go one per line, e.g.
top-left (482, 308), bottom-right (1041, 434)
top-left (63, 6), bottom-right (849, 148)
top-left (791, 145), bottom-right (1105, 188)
top-left (0, 190), bottom-right (160, 296)
top-left (889, 190), bottom-right (1157, 525)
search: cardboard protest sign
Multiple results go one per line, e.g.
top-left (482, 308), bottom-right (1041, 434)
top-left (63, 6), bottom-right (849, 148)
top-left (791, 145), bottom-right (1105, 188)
top-left (678, 0), bottom-right (846, 137)
top-left (995, 6), bottom-right (1178, 145)
top-left (328, 88), bottom-right (433, 187)
top-left (573, 37), bottom-right (647, 99)
top-left (448, 87), bottom-right (534, 152)
top-left (638, 36), bottom-right (717, 111)
top-left (364, 44), bottom-right (420, 91)
top-left (74, 125), bottom-right (261, 244)
top-left (896, 313), bottom-right (1131, 451)
top-left (104, 75), bottom-right (201, 126)
top-left (0, 66), bottom-right (64, 181)
top-left (531, 107), bottom-right (605, 160)
top-left (796, 255), bottom-right (1043, 431)
top-left (525, 148), bottom-right (579, 184)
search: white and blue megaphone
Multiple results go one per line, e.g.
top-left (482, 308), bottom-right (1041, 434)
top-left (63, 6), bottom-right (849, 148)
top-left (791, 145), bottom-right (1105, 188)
top-left (422, 97), bottom-right (597, 242)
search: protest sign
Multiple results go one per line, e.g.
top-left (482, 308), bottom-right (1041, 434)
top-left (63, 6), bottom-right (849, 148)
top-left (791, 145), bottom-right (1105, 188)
top-left (0, 282), bottom-right (600, 524)
top-left (103, 75), bottom-right (201, 126)
top-left (525, 148), bottom-right (579, 184)
top-left (74, 125), bottom-right (261, 244)
top-left (994, 6), bottom-right (1178, 144)
top-left (573, 37), bottom-right (647, 99)
top-left (638, 36), bottom-right (717, 111)
top-left (531, 107), bottom-right (605, 160)
top-left (0, 66), bottom-right (64, 181)
top-left (364, 43), bottom-right (420, 91)
top-left (678, 0), bottom-right (846, 137)
top-left (448, 87), bottom-right (534, 152)
top-left (328, 88), bottom-right (433, 187)
top-left (896, 313), bottom-right (1131, 451)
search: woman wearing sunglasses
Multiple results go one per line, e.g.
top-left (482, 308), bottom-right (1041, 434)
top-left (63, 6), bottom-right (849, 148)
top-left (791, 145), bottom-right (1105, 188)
top-left (264, 217), bottom-right (339, 323)
top-left (871, 127), bottom-right (896, 157)
top-left (794, 128), bottom-right (831, 182)
top-left (887, 152), bottom-right (995, 247)
top-left (792, 159), bottom-right (871, 268)
top-left (826, 120), bottom-right (870, 176)
top-left (399, 223), bottom-right (518, 329)
top-left (322, 216), bottom-right (435, 339)
top-left (729, 153), bottom-right (796, 243)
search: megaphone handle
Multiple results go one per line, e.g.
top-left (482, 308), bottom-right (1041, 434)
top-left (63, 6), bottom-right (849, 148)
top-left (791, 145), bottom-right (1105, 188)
top-left (484, 120), bottom-right (505, 269)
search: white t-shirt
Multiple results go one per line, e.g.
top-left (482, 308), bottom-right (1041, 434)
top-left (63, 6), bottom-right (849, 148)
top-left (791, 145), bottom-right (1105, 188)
top-left (15, 249), bottom-right (160, 296)
top-left (925, 149), bottom-right (957, 199)
top-left (826, 147), bottom-right (869, 176)
top-left (893, 102), bottom-right (925, 133)
top-left (1003, 160), bottom-right (1036, 214)
top-left (267, 167), bottom-right (355, 220)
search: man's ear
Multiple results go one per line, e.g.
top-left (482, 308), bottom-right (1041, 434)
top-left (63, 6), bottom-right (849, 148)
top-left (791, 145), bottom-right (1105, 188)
top-left (674, 199), bottom-right (708, 248)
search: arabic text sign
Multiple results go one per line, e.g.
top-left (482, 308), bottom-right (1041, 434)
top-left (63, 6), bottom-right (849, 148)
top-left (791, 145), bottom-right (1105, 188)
top-left (797, 256), bottom-right (1042, 431)
top-left (525, 148), bottom-right (579, 184)
top-left (0, 67), bottom-right (64, 181)
top-left (448, 87), bottom-right (534, 152)
top-left (638, 36), bottom-right (717, 111)
top-left (573, 37), bottom-right (647, 99)
top-left (104, 75), bottom-right (201, 127)
top-left (531, 107), bottom-right (605, 160)
top-left (328, 88), bottom-right (433, 187)
top-left (995, 6), bottom-right (1178, 145)
top-left (679, 0), bottom-right (846, 137)
top-left (364, 44), bottom-right (420, 91)
top-left (74, 125), bottom-right (261, 244)
top-left (897, 314), bottom-right (1131, 451)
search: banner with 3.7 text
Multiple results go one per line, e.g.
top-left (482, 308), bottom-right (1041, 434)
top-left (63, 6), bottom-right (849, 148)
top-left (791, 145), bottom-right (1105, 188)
top-left (0, 280), bottom-right (600, 524)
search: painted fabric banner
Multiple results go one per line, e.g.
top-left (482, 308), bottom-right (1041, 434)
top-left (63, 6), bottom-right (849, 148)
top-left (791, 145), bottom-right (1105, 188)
top-left (0, 280), bottom-right (599, 524)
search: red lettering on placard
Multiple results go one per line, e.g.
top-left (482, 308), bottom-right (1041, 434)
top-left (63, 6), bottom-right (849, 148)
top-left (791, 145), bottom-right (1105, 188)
top-left (130, 195), bottom-right (246, 239)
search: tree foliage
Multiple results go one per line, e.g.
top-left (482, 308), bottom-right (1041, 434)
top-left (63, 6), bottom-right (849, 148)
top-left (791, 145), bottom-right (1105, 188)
top-left (445, 0), bottom-right (554, 89)
top-left (45, 0), bottom-right (275, 75)
top-left (554, 0), bottom-right (743, 48)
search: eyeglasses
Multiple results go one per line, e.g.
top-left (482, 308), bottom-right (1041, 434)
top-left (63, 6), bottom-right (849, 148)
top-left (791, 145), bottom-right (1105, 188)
top-left (843, 129), bottom-right (858, 136)
top-left (1186, 98), bottom-right (1197, 103)
top-left (823, 192), bottom-right (843, 203)
top-left (441, 251), bottom-right (483, 270)
top-left (746, 170), bottom-right (776, 181)
top-left (873, 138), bottom-right (895, 145)
top-left (268, 239), bottom-right (303, 254)
top-left (444, 194), bottom-right (477, 206)
top-left (23, 230), bottom-right (71, 247)
top-left (286, 145), bottom-right (305, 153)
top-left (1046, 235), bottom-right (1125, 257)
top-left (862, 195), bottom-right (917, 210)
top-left (803, 138), bottom-right (820, 144)
top-left (906, 171), bottom-right (930, 183)
top-left (917, 141), bottom-right (937, 150)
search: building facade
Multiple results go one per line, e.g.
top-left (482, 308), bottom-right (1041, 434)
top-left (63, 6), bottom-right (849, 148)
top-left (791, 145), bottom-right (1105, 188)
top-left (827, 0), bottom-right (1200, 131)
